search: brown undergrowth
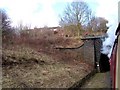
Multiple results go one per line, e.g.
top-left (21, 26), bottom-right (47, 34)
top-left (2, 30), bottom-right (93, 88)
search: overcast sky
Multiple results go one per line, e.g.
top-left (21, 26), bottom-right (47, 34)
top-left (0, 0), bottom-right (119, 32)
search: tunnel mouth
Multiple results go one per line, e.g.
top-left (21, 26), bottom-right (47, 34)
top-left (99, 53), bottom-right (110, 72)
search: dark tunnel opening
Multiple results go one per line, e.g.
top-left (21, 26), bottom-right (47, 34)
top-left (99, 53), bottom-right (110, 72)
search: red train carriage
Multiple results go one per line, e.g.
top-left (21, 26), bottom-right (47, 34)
top-left (110, 23), bottom-right (120, 89)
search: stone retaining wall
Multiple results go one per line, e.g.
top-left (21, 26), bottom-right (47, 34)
top-left (56, 36), bottom-right (104, 70)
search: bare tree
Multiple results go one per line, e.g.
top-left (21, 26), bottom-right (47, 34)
top-left (59, 1), bottom-right (92, 36)
top-left (87, 17), bottom-right (108, 33)
top-left (0, 9), bottom-right (13, 37)
top-left (0, 9), bottom-right (15, 43)
top-left (1, 10), bottom-right (10, 29)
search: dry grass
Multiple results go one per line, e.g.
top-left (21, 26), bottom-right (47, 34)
top-left (2, 29), bottom-right (94, 88)
top-left (2, 45), bottom-right (93, 88)
top-left (3, 62), bottom-right (91, 88)
top-left (2, 46), bottom-right (55, 66)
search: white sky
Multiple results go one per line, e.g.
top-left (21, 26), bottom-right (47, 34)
top-left (0, 0), bottom-right (119, 30)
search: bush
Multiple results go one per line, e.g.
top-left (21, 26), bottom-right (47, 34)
top-left (1, 9), bottom-right (16, 45)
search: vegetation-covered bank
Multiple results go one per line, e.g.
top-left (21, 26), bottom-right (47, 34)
top-left (2, 45), bottom-right (93, 88)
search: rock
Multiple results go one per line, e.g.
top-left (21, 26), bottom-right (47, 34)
top-left (42, 70), bottom-right (48, 75)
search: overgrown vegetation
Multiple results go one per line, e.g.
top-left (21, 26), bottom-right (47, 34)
top-left (1, 1), bottom-right (108, 88)
top-left (0, 9), bottom-right (16, 45)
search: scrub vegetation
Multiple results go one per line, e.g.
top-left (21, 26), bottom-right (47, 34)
top-left (1, 1), bottom-right (108, 88)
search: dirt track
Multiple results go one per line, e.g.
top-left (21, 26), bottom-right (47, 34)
top-left (81, 71), bottom-right (111, 88)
